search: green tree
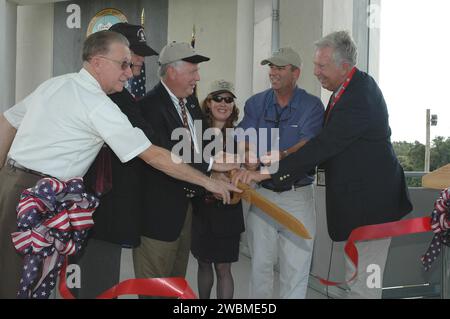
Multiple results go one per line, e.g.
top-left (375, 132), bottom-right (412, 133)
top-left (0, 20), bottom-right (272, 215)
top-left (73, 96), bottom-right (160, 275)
top-left (408, 141), bottom-right (425, 171)
top-left (392, 141), bottom-right (424, 171)
top-left (393, 136), bottom-right (450, 187)
top-left (431, 136), bottom-right (450, 170)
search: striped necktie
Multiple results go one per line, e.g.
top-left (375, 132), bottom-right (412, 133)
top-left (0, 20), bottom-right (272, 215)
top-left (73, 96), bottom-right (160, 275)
top-left (178, 99), bottom-right (189, 129)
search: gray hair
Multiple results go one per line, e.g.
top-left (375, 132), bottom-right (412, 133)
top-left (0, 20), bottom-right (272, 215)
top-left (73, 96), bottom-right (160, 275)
top-left (314, 31), bottom-right (357, 67)
top-left (290, 65), bottom-right (300, 72)
top-left (82, 30), bottom-right (129, 62)
top-left (158, 60), bottom-right (185, 78)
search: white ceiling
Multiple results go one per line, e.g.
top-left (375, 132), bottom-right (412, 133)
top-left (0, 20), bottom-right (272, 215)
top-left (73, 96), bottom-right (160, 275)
top-left (10, 0), bottom-right (69, 5)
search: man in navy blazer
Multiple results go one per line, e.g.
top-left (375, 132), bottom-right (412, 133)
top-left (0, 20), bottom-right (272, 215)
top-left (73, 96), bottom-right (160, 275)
top-left (134, 42), bottom-right (240, 288)
top-left (235, 31), bottom-right (413, 298)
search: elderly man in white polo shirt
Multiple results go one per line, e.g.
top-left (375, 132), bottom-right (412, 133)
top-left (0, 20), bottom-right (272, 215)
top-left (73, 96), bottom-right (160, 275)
top-left (0, 30), bottom-right (240, 299)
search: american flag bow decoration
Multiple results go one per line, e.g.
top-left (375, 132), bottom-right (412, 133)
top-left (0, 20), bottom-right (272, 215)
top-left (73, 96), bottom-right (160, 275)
top-left (422, 187), bottom-right (450, 270)
top-left (11, 177), bottom-right (99, 299)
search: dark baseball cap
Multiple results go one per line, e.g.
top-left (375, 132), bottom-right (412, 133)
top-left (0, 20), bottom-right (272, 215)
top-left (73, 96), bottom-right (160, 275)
top-left (109, 22), bottom-right (158, 57)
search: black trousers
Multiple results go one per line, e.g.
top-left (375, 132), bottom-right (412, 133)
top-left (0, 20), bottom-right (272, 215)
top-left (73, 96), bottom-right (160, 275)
top-left (69, 238), bottom-right (122, 299)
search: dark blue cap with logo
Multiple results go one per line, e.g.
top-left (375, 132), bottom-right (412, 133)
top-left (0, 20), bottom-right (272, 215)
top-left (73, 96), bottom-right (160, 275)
top-left (109, 22), bottom-right (158, 57)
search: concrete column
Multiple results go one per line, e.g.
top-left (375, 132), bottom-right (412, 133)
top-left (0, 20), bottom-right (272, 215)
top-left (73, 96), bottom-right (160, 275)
top-left (352, 0), bottom-right (381, 81)
top-left (271, 0), bottom-right (279, 52)
top-left (353, 0), bottom-right (370, 72)
top-left (280, 0), bottom-right (323, 96)
top-left (252, 0), bottom-right (271, 95)
top-left (235, 0), bottom-right (254, 113)
top-left (320, 0), bottom-right (353, 104)
top-left (0, 0), bottom-right (17, 112)
top-left (367, 0), bottom-right (381, 82)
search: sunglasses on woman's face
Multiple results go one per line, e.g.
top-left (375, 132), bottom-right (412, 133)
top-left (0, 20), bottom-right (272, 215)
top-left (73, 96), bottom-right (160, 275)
top-left (211, 96), bottom-right (234, 104)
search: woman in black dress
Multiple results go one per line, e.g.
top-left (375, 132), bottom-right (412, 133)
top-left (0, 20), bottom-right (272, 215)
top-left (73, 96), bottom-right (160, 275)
top-left (191, 80), bottom-right (245, 299)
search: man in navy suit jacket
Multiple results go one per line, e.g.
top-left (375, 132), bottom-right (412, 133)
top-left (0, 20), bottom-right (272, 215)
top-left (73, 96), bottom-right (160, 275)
top-left (235, 31), bottom-right (413, 298)
top-left (134, 42), bottom-right (240, 289)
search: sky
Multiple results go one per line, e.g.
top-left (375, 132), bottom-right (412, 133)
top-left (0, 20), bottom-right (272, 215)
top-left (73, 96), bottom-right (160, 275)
top-left (379, 0), bottom-right (450, 143)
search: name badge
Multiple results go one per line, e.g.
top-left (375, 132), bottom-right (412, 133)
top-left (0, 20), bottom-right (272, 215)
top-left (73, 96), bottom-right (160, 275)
top-left (317, 169), bottom-right (326, 186)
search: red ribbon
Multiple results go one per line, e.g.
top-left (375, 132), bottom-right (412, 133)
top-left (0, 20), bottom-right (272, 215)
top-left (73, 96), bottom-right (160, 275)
top-left (58, 261), bottom-right (197, 299)
top-left (319, 216), bottom-right (432, 286)
top-left (324, 67), bottom-right (357, 124)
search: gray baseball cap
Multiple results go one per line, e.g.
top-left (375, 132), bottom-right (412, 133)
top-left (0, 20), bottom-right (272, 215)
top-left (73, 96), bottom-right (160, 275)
top-left (209, 79), bottom-right (236, 98)
top-left (158, 41), bottom-right (210, 65)
top-left (261, 47), bottom-right (303, 69)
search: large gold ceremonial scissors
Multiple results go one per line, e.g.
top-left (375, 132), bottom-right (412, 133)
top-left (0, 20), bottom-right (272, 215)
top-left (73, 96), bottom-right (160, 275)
top-left (228, 139), bottom-right (311, 239)
top-left (230, 179), bottom-right (311, 239)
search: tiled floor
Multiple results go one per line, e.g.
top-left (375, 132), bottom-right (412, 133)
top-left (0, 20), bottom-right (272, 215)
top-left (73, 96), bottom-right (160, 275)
top-left (185, 251), bottom-right (265, 299)
top-left (118, 248), bottom-right (261, 299)
top-left (119, 247), bottom-right (325, 299)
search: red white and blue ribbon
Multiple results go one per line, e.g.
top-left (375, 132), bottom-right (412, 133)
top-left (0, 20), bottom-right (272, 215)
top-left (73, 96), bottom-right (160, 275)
top-left (421, 188), bottom-right (450, 270)
top-left (11, 177), bottom-right (99, 299)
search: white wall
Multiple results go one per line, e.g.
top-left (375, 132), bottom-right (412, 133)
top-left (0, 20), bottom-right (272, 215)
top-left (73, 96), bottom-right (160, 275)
top-left (166, 1), bottom-right (368, 107)
top-left (166, 0), bottom-right (363, 108)
top-left (323, 0), bottom-right (353, 35)
top-left (280, 0), bottom-right (324, 97)
top-left (168, 0), bottom-right (238, 103)
top-left (0, 0), bottom-right (17, 112)
top-left (10, 0), bottom-right (365, 109)
top-left (167, 0), bottom-right (331, 107)
top-left (15, 4), bottom-right (54, 102)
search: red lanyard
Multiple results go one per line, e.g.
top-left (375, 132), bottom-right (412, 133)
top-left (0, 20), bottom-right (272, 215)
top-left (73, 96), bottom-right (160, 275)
top-left (324, 67), bottom-right (357, 124)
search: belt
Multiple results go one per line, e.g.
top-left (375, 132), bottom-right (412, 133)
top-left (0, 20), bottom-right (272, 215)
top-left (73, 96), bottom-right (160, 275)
top-left (6, 158), bottom-right (48, 178)
top-left (260, 180), bottom-right (311, 193)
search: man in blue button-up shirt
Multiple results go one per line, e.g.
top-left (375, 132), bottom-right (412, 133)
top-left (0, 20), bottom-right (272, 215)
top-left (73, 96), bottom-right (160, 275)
top-left (236, 47), bottom-right (324, 298)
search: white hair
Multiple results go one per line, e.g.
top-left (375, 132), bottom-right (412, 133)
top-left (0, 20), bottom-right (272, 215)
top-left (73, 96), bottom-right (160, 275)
top-left (158, 60), bottom-right (186, 78)
top-left (314, 31), bottom-right (358, 67)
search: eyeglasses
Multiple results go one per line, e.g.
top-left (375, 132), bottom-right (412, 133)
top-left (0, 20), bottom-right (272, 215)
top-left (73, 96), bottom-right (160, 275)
top-left (97, 56), bottom-right (133, 70)
top-left (131, 63), bottom-right (144, 68)
top-left (211, 96), bottom-right (234, 104)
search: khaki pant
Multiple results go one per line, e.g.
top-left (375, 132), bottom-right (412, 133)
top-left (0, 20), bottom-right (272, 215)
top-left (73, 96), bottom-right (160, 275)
top-left (247, 184), bottom-right (316, 299)
top-left (343, 238), bottom-right (392, 299)
top-left (133, 204), bottom-right (192, 284)
top-left (0, 165), bottom-right (40, 298)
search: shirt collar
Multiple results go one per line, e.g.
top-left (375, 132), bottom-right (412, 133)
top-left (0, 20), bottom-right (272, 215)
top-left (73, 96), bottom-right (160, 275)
top-left (161, 80), bottom-right (187, 106)
top-left (271, 86), bottom-right (300, 110)
top-left (80, 68), bottom-right (103, 92)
